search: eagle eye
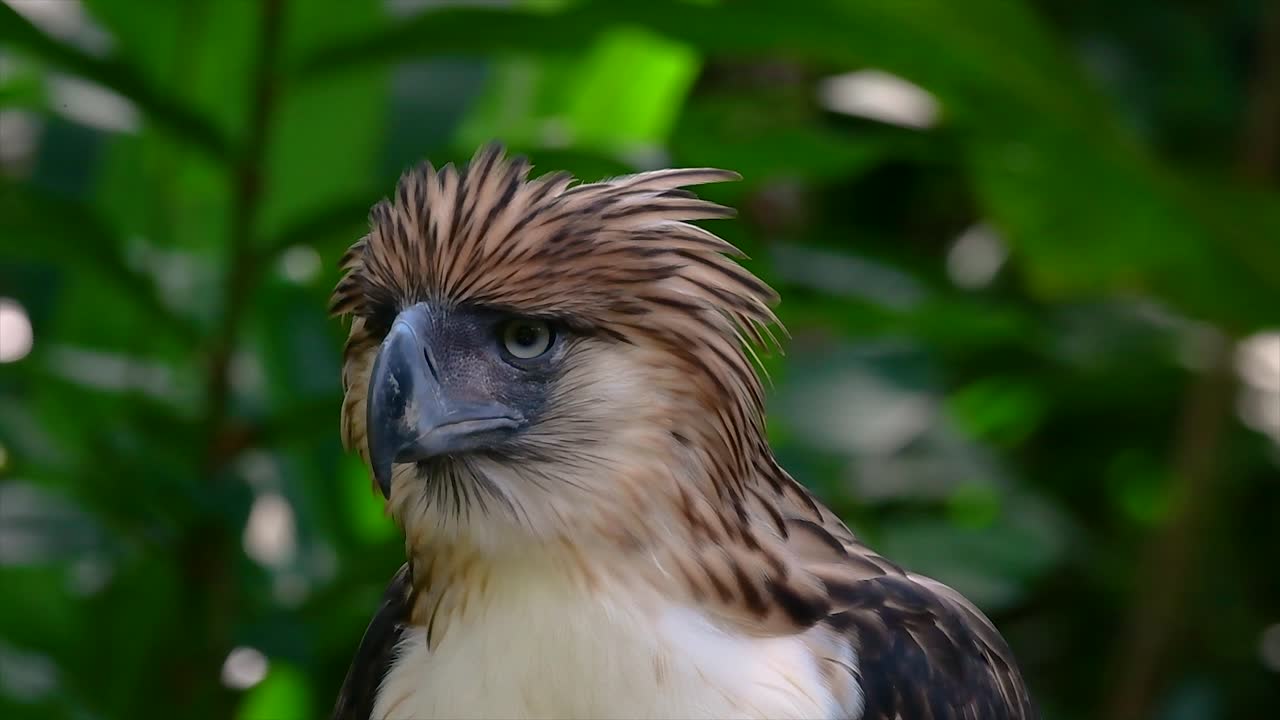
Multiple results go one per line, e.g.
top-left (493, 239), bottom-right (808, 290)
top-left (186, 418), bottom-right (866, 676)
top-left (500, 318), bottom-right (555, 360)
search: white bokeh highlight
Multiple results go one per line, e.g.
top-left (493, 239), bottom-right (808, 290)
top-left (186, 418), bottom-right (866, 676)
top-left (279, 245), bottom-right (322, 284)
top-left (0, 298), bottom-right (34, 363)
top-left (243, 493), bottom-right (297, 570)
top-left (1260, 624), bottom-right (1280, 673)
top-left (818, 70), bottom-right (940, 129)
top-left (947, 223), bottom-right (1008, 290)
top-left (221, 646), bottom-right (269, 690)
top-left (48, 73), bottom-right (140, 133)
top-left (1235, 331), bottom-right (1280, 444)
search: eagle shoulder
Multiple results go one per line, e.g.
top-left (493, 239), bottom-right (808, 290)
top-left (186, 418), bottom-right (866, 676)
top-left (786, 513), bottom-right (1038, 720)
top-left (823, 571), bottom-right (1037, 720)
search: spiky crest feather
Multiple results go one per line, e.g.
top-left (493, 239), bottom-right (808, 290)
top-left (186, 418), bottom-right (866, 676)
top-left (331, 144), bottom-right (810, 530)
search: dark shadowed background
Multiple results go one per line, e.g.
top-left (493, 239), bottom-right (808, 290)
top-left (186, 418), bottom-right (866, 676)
top-left (2, 1), bottom-right (1279, 718)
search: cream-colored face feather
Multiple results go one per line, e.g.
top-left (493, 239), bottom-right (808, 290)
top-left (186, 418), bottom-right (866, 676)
top-left (330, 144), bottom-right (810, 553)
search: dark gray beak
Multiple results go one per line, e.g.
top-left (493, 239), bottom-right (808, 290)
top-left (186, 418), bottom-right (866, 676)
top-left (366, 305), bottom-right (520, 498)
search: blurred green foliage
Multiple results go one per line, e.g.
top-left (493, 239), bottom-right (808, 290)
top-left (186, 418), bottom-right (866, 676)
top-left (2, 1), bottom-right (1279, 719)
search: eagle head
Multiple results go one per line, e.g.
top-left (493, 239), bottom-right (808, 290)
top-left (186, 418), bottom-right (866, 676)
top-left (331, 144), bottom-right (787, 555)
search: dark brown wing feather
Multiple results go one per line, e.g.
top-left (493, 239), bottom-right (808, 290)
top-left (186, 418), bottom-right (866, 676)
top-left (775, 510), bottom-right (1037, 719)
top-left (825, 572), bottom-right (1038, 720)
top-left (330, 565), bottom-right (412, 720)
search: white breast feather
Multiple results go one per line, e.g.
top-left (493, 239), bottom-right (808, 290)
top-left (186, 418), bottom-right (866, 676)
top-left (371, 560), bottom-right (846, 719)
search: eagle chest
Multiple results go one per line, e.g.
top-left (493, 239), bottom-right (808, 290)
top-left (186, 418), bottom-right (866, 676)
top-left (370, 568), bottom-right (843, 719)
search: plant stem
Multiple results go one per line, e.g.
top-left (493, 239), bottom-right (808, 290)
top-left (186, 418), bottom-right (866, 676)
top-left (1103, 4), bottom-right (1279, 717)
top-left (174, 1), bottom-right (286, 717)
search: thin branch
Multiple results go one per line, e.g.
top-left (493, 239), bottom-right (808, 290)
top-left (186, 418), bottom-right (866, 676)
top-left (1103, 4), bottom-right (1280, 717)
top-left (1102, 346), bottom-right (1234, 720)
top-left (203, 0), bottom-right (287, 469)
top-left (1240, 1), bottom-right (1280, 183)
top-left (171, 0), bottom-right (287, 716)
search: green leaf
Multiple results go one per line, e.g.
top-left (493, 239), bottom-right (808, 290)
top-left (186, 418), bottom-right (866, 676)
top-left (301, 0), bottom-right (1280, 332)
top-left (966, 125), bottom-right (1280, 332)
top-left (947, 481), bottom-right (1003, 530)
top-left (563, 27), bottom-right (698, 150)
top-left (0, 181), bottom-right (196, 342)
top-left (0, 55), bottom-right (45, 108)
top-left (237, 663), bottom-right (311, 720)
top-left (456, 26), bottom-right (698, 154)
top-left (879, 494), bottom-right (1068, 611)
top-left (339, 454), bottom-right (395, 545)
top-left (259, 66), bottom-right (387, 242)
top-left (671, 95), bottom-right (909, 182)
top-left (0, 2), bottom-right (232, 160)
top-left (947, 377), bottom-right (1047, 448)
top-left (1105, 450), bottom-right (1173, 527)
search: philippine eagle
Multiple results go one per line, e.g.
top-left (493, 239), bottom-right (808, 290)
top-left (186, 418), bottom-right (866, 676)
top-left (328, 144), bottom-right (1037, 720)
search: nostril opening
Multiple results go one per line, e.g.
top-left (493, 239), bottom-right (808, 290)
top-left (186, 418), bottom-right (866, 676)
top-left (423, 346), bottom-right (440, 381)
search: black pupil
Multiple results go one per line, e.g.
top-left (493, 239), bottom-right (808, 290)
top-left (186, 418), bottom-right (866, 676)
top-left (513, 324), bottom-right (539, 348)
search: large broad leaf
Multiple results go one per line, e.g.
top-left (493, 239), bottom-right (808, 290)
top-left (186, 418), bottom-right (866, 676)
top-left (455, 26), bottom-right (698, 156)
top-left (0, 1), bottom-right (232, 159)
top-left (297, 0), bottom-right (1280, 333)
top-left (80, 0), bottom-right (257, 144)
top-left (964, 114), bottom-right (1280, 333)
top-left (0, 180), bottom-right (195, 341)
top-left (257, 0), bottom-right (387, 239)
top-left (670, 95), bottom-right (909, 184)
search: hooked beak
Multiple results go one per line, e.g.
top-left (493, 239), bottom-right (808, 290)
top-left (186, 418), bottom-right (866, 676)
top-left (365, 305), bottom-right (520, 498)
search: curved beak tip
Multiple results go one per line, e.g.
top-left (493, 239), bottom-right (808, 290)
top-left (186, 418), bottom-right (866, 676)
top-left (366, 320), bottom-right (420, 499)
top-left (364, 309), bottom-right (521, 499)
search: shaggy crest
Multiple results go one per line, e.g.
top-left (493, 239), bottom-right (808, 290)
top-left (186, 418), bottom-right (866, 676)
top-left (330, 143), bottom-right (800, 512)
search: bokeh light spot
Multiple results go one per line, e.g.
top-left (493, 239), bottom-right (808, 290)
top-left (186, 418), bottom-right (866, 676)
top-left (221, 647), bottom-right (269, 690)
top-left (0, 298), bottom-right (34, 363)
